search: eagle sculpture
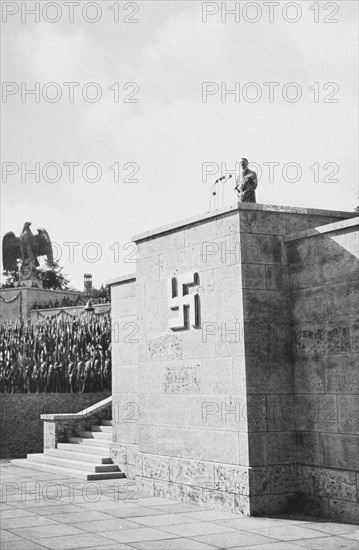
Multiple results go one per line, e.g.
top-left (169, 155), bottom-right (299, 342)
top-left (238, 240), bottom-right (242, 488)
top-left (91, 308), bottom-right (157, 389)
top-left (2, 222), bottom-right (54, 272)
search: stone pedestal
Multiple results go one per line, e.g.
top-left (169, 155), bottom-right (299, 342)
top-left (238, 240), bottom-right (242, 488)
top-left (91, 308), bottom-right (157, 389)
top-left (108, 203), bottom-right (358, 522)
top-left (17, 259), bottom-right (43, 288)
top-left (17, 278), bottom-right (43, 289)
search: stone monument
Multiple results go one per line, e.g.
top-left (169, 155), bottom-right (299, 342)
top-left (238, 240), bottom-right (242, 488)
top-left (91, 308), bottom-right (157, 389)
top-left (108, 202), bottom-right (358, 523)
top-left (2, 222), bottom-right (53, 288)
top-left (1, 223), bottom-right (78, 322)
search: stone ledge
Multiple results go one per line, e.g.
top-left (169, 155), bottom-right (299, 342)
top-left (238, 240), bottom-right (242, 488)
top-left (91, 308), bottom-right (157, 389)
top-left (284, 217), bottom-right (359, 242)
top-left (32, 303), bottom-right (110, 314)
top-left (132, 204), bottom-right (238, 242)
top-left (132, 203), bottom-right (355, 243)
top-left (107, 273), bottom-right (136, 287)
top-left (41, 395), bottom-right (112, 421)
top-left (0, 287), bottom-right (79, 295)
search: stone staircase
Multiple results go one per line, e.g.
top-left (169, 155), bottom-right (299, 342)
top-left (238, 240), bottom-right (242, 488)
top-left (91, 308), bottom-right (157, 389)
top-left (12, 421), bottom-right (125, 480)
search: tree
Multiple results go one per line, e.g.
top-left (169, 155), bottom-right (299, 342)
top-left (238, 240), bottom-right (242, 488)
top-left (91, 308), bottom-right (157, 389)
top-left (1, 269), bottom-right (19, 288)
top-left (1, 261), bottom-right (71, 290)
top-left (36, 261), bottom-right (71, 290)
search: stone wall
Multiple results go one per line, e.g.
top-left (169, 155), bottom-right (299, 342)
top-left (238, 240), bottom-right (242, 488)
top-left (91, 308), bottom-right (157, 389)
top-left (30, 303), bottom-right (110, 322)
top-left (238, 207), bottom-right (345, 515)
top-left (0, 288), bottom-right (78, 322)
top-left (0, 289), bottom-right (21, 322)
top-left (108, 274), bottom-right (139, 477)
top-left (108, 203), bottom-right (357, 521)
top-left (286, 218), bottom-right (359, 523)
top-left (0, 392), bottom-right (110, 458)
top-left (134, 209), bottom-right (250, 513)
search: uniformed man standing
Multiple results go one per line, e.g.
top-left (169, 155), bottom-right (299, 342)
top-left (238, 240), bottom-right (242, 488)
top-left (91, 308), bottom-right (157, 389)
top-left (235, 158), bottom-right (258, 203)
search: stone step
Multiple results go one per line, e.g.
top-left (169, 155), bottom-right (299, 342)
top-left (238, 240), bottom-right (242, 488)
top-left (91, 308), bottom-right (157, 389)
top-left (91, 425), bottom-right (112, 433)
top-left (26, 453), bottom-right (120, 473)
top-left (44, 448), bottom-right (113, 464)
top-left (57, 443), bottom-right (111, 456)
top-left (68, 437), bottom-right (111, 448)
top-left (81, 431), bottom-right (112, 441)
top-left (10, 419), bottom-right (118, 481)
top-left (11, 459), bottom-right (125, 480)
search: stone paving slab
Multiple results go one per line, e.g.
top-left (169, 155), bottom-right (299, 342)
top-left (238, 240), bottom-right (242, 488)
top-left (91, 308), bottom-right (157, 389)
top-left (232, 544), bottom-right (306, 550)
top-left (242, 524), bottom-right (330, 542)
top-left (1, 463), bottom-right (358, 550)
top-left (129, 539), bottom-right (218, 550)
top-left (73, 517), bottom-right (142, 533)
top-left (182, 510), bottom-right (242, 522)
top-left (101, 506), bottom-right (171, 518)
top-left (2, 541), bottom-right (51, 550)
top-left (43, 510), bottom-right (116, 523)
top-left (79, 545), bottom-right (131, 550)
top-left (7, 522), bottom-right (86, 539)
top-left (302, 523), bottom-right (358, 536)
top-left (158, 521), bottom-right (236, 537)
top-left (128, 513), bottom-right (202, 527)
top-left (294, 536), bottom-right (358, 549)
top-left (149, 503), bottom-right (209, 514)
top-left (77, 499), bottom-right (144, 510)
top-left (28, 533), bottom-right (120, 550)
top-left (103, 526), bottom-right (180, 544)
top-left (1, 530), bottom-right (27, 543)
top-left (137, 497), bottom-right (183, 507)
top-left (1, 515), bottom-right (59, 529)
top-left (214, 517), bottom-right (301, 531)
top-left (189, 530), bottom-right (281, 548)
top-left (1, 508), bottom-right (38, 519)
top-left (342, 531), bottom-right (359, 540)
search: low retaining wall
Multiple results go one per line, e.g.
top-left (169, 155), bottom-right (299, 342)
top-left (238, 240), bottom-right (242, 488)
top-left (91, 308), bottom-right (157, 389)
top-left (0, 288), bottom-right (79, 322)
top-left (30, 303), bottom-right (111, 321)
top-left (0, 392), bottom-right (110, 459)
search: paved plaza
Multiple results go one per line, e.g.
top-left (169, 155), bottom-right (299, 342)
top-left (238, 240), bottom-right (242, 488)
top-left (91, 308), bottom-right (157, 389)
top-left (1, 462), bottom-right (358, 550)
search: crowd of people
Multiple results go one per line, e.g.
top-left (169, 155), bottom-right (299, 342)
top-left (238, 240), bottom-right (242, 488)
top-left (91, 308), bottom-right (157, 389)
top-left (0, 315), bottom-right (112, 393)
top-left (32, 289), bottom-right (111, 310)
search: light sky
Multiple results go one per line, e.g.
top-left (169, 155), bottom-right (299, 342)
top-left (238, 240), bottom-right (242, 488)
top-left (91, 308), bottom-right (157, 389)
top-left (1, 0), bottom-right (358, 290)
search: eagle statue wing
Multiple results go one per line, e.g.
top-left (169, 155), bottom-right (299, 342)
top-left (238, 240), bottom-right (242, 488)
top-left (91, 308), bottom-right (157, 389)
top-left (2, 232), bottom-right (21, 272)
top-left (35, 228), bottom-right (54, 266)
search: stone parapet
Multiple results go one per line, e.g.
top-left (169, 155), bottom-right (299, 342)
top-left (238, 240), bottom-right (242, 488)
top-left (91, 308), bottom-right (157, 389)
top-left (0, 287), bottom-right (79, 322)
top-left (0, 392), bottom-right (111, 459)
